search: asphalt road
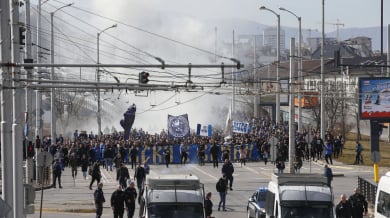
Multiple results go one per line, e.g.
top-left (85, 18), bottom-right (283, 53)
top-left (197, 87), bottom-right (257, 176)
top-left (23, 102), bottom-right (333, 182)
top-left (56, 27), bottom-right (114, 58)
top-left (25, 159), bottom-right (388, 218)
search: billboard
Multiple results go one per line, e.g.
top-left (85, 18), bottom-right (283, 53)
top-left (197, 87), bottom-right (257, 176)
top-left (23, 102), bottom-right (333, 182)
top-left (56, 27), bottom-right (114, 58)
top-left (359, 77), bottom-right (390, 120)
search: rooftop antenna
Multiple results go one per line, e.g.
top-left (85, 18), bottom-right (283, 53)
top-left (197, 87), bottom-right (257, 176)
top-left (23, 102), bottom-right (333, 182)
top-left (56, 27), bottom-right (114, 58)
top-left (326, 18), bottom-right (345, 42)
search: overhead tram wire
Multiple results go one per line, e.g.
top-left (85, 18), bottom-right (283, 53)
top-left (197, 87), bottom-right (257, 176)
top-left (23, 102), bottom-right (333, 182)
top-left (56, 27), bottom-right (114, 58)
top-left (34, 7), bottom-right (153, 65)
top-left (137, 87), bottom-right (222, 114)
top-left (33, 2), bottom-right (241, 87)
top-left (34, 6), bottom-right (158, 71)
top-left (37, 4), bottom-right (204, 83)
top-left (51, 0), bottom-right (236, 70)
top-left (39, 1), bottom-right (228, 86)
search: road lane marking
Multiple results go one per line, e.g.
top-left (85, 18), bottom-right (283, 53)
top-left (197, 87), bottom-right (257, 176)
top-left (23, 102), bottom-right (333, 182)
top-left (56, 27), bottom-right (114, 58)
top-left (192, 165), bottom-right (219, 180)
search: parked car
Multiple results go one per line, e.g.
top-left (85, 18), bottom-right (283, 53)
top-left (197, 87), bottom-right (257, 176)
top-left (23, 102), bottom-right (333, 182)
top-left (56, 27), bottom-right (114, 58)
top-left (247, 187), bottom-right (267, 218)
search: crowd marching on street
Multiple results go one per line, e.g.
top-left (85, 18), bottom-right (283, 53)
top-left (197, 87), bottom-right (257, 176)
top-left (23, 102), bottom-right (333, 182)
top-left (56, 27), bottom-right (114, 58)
top-left (33, 117), bottom-right (369, 218)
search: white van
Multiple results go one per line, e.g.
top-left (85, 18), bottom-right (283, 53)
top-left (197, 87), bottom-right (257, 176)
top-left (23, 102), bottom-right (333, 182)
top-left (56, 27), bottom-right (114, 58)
top-left (264, 173), bottom-right (334, 218)
top-left (138, 174), bottom-right (205, 218)
top-left (375, 171), bottom-right (390, 218)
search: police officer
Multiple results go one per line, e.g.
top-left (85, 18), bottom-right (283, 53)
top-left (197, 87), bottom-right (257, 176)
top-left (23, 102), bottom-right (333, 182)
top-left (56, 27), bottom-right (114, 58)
top-left (111, 185), bottom-right (126, 218)
top-left (124, 181), bottom-right (137, 218)
top-left (348, 187), bottom-right (368, 218)
top-left (335, 194), bottom-right (352, 218)
top-left (94, 182), bottom-right (105, 218)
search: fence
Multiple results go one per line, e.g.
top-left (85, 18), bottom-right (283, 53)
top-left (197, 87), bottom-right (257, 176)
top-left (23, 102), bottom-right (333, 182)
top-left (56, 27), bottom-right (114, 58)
top-left (358, 176), bottom-right (377, 207)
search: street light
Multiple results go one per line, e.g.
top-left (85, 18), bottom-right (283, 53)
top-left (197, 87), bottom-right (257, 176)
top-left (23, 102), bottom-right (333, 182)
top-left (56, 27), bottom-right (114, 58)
top-left (259, 6), bottom-right (280, 124)
top-left (279, 7), bottom-right (302, 133)
top-left (50, 2), bottom-right (73, 143)
top-left (97, 23), bottom-right (117, 136)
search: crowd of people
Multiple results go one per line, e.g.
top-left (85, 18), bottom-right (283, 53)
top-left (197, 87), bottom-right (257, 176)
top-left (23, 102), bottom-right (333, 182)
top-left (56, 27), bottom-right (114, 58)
top-left (39, 116), bottom-right (371, 218)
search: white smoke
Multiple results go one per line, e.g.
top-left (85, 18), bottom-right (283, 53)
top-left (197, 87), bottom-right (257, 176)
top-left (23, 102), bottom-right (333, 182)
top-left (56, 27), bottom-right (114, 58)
top-left (53, 0), bottom-right (232, 136)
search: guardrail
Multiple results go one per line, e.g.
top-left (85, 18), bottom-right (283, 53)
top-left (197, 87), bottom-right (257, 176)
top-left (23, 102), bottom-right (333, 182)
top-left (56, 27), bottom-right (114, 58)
top-left (358, 176), bottom-right (377, 206)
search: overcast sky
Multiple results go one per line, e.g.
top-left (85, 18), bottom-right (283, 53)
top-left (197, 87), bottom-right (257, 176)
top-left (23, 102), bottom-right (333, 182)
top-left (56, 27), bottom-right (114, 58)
top-left (80, 0), bottom-right (390, 29)
top-left (34, 0), bottom-right (390, 134)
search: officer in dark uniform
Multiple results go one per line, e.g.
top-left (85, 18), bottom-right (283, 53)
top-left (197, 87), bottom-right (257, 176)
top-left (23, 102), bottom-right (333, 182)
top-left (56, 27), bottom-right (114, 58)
top-left (94, 182), bottom-right (105, 218)
top-left (335, 194), bottom-right (353, 218)
top-left (111, 185), bottom-right (126, 218)
top-left (124, 181), bottom-right (137, 218)
top-left (348, 187), bottom-right (368, 218)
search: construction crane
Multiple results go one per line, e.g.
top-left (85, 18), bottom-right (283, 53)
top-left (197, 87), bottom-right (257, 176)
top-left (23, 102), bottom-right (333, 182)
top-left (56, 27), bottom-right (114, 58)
top-left (326, 18), bottom-right (345, 42)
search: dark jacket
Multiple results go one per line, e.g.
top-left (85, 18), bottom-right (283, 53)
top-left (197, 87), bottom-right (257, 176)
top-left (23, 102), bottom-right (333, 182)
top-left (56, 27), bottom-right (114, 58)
top-left (210, 144), bottom-right (219, 157)
top-left (204, 198), bottom-right (213, 216)
top-left (134, 166), bottom-right (146, 181)
top-left (130, 147), bottom-right (137, 159)
top-left (117, 166), bottom-right (130, 181)
top-left (111, 189), bottom-right (125, 212)
top-left (335, 200), bottom-right (353, 218)
top-left (124, 187), bottom-right (137, 206)
top-left (216, 177), bottom-right (228, 193)
top-left (104, 147), bottom-right (114, 159)
top-left (80, 158), bottom-right (89, 172)
top-left (349, 193), bottom-right (368, 213)
top-left (222, 162), bottom-right (234, 177)
top-left (91, 162), bottom-right (101, 178)
top-left (94, 187), bottom-right (105, 206)
top-left (52, 161), bottom-right (62, 176)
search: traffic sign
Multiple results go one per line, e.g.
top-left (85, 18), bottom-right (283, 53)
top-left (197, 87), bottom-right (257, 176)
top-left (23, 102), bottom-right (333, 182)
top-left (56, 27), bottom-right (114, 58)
top-left (371, 151), bottom-right (381, 163)
top-left (36, 151), bottom-right (53, 167)
top-left (0, 197), bottom-right (12, 218)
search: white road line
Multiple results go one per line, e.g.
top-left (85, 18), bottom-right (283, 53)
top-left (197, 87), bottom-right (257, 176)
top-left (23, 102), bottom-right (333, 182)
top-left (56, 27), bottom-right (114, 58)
top-left (192, 165), bottom-right (219, 180)
top-left (241, 165), bottom-right (271, 178)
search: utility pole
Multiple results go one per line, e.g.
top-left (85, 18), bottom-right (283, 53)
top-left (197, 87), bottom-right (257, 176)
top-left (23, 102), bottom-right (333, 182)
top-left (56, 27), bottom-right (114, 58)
top-left (253, 36), bottom-right (258, 118)
top-left (289, 38), bottom-right (296, 173)
top-left (320, 0), bottom-right (326, 139)
top-left (11, 0), bottom-right (25, 217)
top-left (259, 6), bottom-right (280, 124)
top-left (232, 30), bottom-right (235, 121)
top-left (279, 7), bottom-right (302, 132)
top-left (1, 0), bottom-right (14, 217)
top-left (25, 0), bottom-right (35, 187)
top-left (97, 23), bottom-right (117, 136)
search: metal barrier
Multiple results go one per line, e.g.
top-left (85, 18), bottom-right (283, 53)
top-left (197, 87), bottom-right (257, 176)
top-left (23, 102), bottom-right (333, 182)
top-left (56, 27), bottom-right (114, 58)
top-left (358, 176), bottom-right (377, 206)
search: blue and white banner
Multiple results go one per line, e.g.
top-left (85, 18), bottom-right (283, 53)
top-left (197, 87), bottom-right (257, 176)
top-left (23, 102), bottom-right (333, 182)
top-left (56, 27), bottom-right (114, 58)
top-left (232, 121), bottom-right (249, 134)
top-left (196, 124), bottom-right (213, 137)
top-left (168, 114), bottom-right (190, 138)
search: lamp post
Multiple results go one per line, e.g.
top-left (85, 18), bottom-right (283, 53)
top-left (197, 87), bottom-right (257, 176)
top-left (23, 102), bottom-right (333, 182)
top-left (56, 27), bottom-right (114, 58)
top-left (259, 6), bottom-right (280, 124)
top-left (279, 7), bottom-right (302, 133)
top-left (321, 0), bottom-right (325, 139)
top-left (50, 3), bottom-right (73, 143)
top-left (97, 24), bottom-right (117, 136)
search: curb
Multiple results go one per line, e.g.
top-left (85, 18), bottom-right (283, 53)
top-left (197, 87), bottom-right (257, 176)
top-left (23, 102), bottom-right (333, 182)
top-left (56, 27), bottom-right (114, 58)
top-left (37, 208), bottom-right (96, 213)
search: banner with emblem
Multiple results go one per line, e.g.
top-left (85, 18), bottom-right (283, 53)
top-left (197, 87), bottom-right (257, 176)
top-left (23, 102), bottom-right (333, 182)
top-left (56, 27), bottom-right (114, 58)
top-left (196, 124), bottom-right (213, 137)
top-left (168, 114), bottom-right (190, 138)
top-left (232, 121), bottom-right (249, 134)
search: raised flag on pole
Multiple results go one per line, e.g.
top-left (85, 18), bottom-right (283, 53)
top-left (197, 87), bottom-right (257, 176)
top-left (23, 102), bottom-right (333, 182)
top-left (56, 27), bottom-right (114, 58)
top-left (196, 124), bottom-right (213, 137)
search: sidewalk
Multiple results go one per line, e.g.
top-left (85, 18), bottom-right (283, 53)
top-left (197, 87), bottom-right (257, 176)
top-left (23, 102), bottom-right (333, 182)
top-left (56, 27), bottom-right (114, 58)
top-left (33, 166), bottom-right (107, 213)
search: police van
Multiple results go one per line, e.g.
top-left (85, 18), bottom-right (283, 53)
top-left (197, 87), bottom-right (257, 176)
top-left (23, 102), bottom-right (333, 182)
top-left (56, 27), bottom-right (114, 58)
top-left (138, 174), bottom-right (205, 218)
top-left (264, 173), bottom-right (334, 218)
top-left (375, 171), bottom-right (390, 218)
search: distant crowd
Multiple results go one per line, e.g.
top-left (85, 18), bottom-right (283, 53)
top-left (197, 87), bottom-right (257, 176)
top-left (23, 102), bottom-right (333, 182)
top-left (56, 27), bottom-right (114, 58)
top-left (34, 116), bottom-right (358, 172)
